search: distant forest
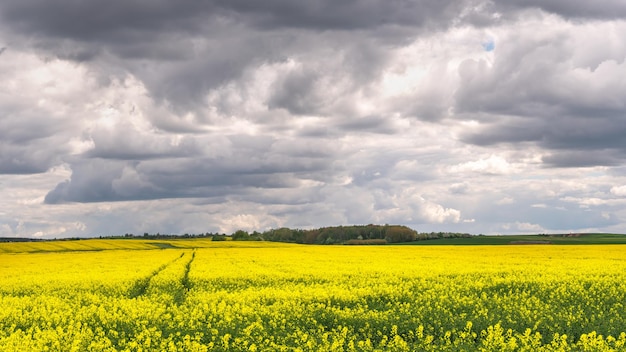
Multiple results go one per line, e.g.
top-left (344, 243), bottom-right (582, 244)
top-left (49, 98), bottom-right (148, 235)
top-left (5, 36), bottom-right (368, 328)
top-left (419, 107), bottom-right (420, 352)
top-left (114, 225), bottom-right (473, 244)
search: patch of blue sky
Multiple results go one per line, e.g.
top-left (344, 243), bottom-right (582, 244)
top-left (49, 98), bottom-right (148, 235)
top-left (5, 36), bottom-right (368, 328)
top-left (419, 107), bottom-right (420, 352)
top-left (482, 39), bottom-right (495, 52)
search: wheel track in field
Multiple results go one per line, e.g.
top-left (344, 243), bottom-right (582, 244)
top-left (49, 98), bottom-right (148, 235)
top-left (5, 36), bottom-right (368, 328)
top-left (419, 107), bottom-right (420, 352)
top-left (128, 252), bottom-right (186, 299)
top-left (173, 250), bottom-right (196, 305)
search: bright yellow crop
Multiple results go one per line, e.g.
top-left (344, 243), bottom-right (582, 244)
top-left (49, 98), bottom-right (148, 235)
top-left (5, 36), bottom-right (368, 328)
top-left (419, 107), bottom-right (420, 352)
top-left (1, 242), bottom-right (625, 351)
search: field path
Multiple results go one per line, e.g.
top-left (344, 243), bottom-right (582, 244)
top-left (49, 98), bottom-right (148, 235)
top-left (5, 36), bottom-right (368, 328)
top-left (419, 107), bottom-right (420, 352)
top-left (128, 252), bottom-right (187, 299)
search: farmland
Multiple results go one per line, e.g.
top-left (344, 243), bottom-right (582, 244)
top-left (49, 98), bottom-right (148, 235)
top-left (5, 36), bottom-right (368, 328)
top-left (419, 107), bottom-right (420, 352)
top-left (1, 239), bottom-right (626, 351)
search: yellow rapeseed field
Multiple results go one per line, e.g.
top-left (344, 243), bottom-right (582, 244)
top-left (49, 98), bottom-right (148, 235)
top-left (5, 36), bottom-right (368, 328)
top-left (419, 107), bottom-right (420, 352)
top-left (1, 241), bottom-right (625, 351)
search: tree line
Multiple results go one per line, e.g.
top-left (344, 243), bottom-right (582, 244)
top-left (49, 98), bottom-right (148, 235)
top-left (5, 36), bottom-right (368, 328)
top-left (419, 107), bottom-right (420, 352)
top-left (119, 225), bottom-right (472, 244)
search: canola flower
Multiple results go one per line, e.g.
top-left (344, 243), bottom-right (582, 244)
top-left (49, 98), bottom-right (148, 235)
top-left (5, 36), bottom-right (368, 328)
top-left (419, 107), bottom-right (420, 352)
top-left (1, 242), bottom-right (625, 351)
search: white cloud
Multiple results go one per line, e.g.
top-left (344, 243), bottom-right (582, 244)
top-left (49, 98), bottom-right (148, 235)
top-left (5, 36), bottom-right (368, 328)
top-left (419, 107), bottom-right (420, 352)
top-left (496, 197), bottom-right (515, 205)
top-left (507, 221), bottom-right (545, 233)
top-left (610, 185), bottom-right (626, 197)
top-left (420, 200), bottom-right (462, 224)
top-left (450, 155), bottom-right (518, 175)
top-left (560, 196), bottom-right (607, 207)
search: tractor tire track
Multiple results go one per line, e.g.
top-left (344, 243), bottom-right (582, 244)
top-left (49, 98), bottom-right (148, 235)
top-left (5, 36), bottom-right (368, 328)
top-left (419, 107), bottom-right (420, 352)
top-left (128, 253), bottom-right (185, 299)
top-left (174, 250), bottom-right (196, 305)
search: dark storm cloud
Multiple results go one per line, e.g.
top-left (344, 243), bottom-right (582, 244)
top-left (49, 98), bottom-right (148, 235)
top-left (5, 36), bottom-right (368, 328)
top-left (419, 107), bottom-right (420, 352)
top-left (0, 109), bottom-right (66, 145)
top-left (0, 143), bottom-right (62, 174)
top-left (44, 160), bottom-right (131, 203)
top-left (0, 105), bottom-right (71, 174)
top-left (0, 0), bottom-right (478, 70)
top-left (462, 116), bottom-right (626, 167)
top-left (264, 32), bottom-right (400, 120)
top-left (0, 1), bottom-right (277, 111)
top-left (542, 118), bottom-right (626, 151)
top-left (138, 33), bottom-right (290, 110)
top-left (0, 0), bottom-right (487, 40)
top-left (0, 0), bottom-right (214, 43)
top-left (0, 0), bottom-right (495, 112)
top-left (498, 0), bottom-right (626, 20)
top-left (45, 136), bottom-right (340, 203)
top-left (43, 157), bottom-right (264, 204)
top-left (336, 115), bottom-right (400, 134)
top-left (464, 117), bottom-right (626, 149)
top-left (268, 67), bottom-right (322, 116)
top-left (455, 15), bottom-right (626, 168)
top-left (84, 128), bottom-right (204, 160)
top-left (542, 151), bottom-right (622, 168)
top-left (216, 0), bottom-right (472, 30)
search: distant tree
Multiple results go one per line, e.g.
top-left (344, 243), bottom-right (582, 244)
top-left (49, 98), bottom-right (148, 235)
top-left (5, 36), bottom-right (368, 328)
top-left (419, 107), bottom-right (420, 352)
top-left (274, 228), bottom-right (295, 242)
top-left (249, 231), bottom-right (263, 241)
top-left (384, 226), bottom-right (417, 243)
top-left (232, 230), bottom-right (250, 241)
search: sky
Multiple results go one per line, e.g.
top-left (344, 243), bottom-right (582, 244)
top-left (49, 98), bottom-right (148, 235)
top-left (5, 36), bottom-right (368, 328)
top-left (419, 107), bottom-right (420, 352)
top-left (1, 1), bottom-right (626, 238)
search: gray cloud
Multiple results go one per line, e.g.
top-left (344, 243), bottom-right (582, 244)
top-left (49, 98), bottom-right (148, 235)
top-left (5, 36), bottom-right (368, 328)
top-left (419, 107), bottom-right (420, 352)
top-left (0, 0), bottom-right (489, 40)
top-left (269, 67), bottom-right (324, 115)
top-left (498, 0), bottom-right (626, 20)
top-left (0, 143), bottom-right (63, 174)
top-left (44, 135), bottom-right (341, 203)
top-left (216, 0), bottom-right (477, 30)
top-left (85, 128), bottom-right (204, 160)
top-left (336, 115), bottom-right (400, 134)
top-left (541, 151), bottom-right (622, 168)
top-left (0, 0), bottom-right (214, 44)
top-left (0, 92), bottom-right (73, 174)
top-left (0, 0), bottom-right (495, 115)
top-left (2, 0), bottom-right (626, 237)
top-left (456, 16), bottom-right (626, 168)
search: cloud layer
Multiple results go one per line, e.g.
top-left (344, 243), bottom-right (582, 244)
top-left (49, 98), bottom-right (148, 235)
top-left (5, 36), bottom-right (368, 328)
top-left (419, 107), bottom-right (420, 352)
top-left (2, 0), bottom-right (626, 237)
